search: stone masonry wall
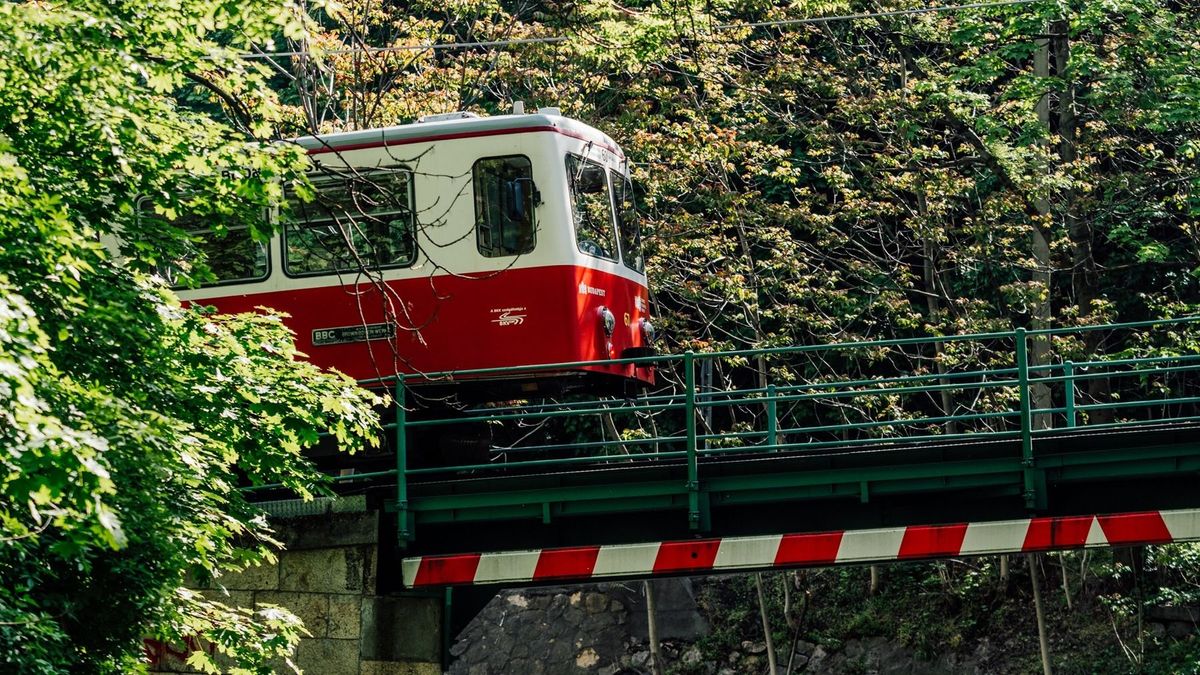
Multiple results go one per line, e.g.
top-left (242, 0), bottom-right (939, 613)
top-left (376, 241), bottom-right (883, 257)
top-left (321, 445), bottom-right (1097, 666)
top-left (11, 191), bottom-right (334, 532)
top-left (146, 509), bottom-right (441, 675)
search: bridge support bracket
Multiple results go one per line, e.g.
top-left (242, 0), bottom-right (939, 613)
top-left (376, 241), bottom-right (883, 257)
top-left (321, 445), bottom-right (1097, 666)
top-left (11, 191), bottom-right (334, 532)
top-left (686, 480), bottom-right (700, 530)
top-left (686, 484), bottom-right (711, 532)
top-left (397, 500), bottom-right (413, 548)
top-left (1022, 468), bottom-right (1047, 511)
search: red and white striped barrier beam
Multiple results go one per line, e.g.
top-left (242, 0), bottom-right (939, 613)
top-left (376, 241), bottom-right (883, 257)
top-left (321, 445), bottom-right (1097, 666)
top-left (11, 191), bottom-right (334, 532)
top-left (401, 509), bottom-right (1200, 588)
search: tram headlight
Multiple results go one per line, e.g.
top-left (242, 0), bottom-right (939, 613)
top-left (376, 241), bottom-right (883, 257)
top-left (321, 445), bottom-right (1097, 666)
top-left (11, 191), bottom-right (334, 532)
top-left (639, 318), bottom-right (657, 345)
top-left (598, 306), bottom-right (616, 338)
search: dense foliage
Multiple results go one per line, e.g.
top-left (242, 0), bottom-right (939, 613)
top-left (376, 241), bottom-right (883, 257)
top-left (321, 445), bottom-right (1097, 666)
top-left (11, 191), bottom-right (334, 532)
top-left (5, 0), bottom-right (1200, 668)
top-left (284, 0), bottom-right (1200, 350)
top-left (0, 1), bottom-right (379, 672)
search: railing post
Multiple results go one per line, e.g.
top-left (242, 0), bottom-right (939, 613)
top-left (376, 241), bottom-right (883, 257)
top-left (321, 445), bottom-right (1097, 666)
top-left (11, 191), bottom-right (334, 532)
top-left (684, 351), bottom-right (700, 529)
top-left (396, 375), bottom-right (411, 545)
top-left (1015, 328), bottom-right (1037, 508)
top-left (1064, 360), bottom-right (1077, 428)
top-left (766, 383), bottom-right (778, 452)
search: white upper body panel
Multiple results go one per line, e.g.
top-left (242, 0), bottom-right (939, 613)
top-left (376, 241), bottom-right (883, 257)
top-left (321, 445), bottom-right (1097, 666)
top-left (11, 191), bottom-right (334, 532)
top-left (177, 112), bottom-right (644, 302)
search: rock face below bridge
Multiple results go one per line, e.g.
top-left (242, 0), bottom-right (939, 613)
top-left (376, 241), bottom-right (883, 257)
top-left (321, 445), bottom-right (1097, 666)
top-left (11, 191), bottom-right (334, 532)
top-left (447, 578), bottom-right (984, 675)
top-left (449, 579), bottom-right (711, 675)
top-left (147, 503), bottom-right (441, 675)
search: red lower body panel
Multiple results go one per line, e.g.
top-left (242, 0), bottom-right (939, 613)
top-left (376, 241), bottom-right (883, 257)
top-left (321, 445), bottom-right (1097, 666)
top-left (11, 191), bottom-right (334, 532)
top-left (188, 265), bottom-right (653, 385)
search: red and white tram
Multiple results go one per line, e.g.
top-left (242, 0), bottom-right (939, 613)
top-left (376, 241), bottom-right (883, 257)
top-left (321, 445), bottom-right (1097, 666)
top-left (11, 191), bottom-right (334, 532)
top-left (173, 108), bottom-right (654, 392)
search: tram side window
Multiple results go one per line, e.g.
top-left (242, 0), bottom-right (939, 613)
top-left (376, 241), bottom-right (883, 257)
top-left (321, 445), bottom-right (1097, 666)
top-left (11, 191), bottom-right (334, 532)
top-left (474, 155), bottom-right (536, 257)
top-left (140, 207), bottom-right (269, 287)
top-left (611, 172), bottom-right (644, 274)
top-left (188, 225), bottom-right (269, 284)
top-left (285, 168), bottom-right (415, 276)
top-left (566, 156), bottom-right (617, 261)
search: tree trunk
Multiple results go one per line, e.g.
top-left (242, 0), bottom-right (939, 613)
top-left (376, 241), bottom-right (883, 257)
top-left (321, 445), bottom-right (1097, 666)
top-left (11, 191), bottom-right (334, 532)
top-left (1052, 18), bottom-right (1092, 316)
top-left (785, 572), bottom-right (810, 675)
top-left (645, 581), bottom-right (665, 675)
top-left (1030, 26), bottom-right (1054, 431)
top-left (602, 410), bottom-right (629, 456)
top-left (1077, 550), bottom-right (1090, 605)
top-left (918, 190), bottom-right (958, 434)
top-left (1059, 553), bottom-right (1073, 611)
top-left (1050, 16), bottom-right (1109, 422)
top-left (1132, 548), bottom-right (1146, 664)
top-left (756, 573), bottom-right (779, 674)
top-left (1029, 553), bottom-right (1053, 675)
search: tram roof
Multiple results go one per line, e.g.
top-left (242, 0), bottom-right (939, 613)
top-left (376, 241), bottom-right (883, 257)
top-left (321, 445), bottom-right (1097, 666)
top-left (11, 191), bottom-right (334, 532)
top-left (293, 113), bottom-right (624, 160)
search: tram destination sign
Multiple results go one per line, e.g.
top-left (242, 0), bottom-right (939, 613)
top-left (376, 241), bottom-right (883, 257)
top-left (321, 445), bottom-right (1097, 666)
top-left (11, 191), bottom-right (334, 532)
top-left (312, 322), bottom-right (396, 346)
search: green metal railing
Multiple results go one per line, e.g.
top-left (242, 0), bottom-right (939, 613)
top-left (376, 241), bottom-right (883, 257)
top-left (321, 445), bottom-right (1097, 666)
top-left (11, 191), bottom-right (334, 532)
top-left (251, 317), bottom-right (1200, 542)
top-left (384, 317), bottom-right (1200, 540)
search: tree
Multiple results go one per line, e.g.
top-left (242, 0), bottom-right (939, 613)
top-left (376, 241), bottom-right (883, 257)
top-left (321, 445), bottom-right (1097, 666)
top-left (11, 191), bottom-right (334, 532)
top-left (0, 0), bottom-right (379, 671)
top-left (270, 0), bottom-right (1200, 441)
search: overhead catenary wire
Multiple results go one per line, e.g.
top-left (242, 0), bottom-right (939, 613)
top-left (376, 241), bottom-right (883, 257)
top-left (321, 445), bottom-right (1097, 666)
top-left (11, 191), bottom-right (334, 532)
top-left (238, 35), bottom-right (570, 59)
top-left (712, 0), bottom-right (1039, 29)
top-left (234, 0), bottom-right (1042, 60)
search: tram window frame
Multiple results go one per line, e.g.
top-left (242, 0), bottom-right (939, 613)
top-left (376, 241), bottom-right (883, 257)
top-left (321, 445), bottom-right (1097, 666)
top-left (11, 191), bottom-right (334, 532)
top-left (137, 201), bottom-right (271, 289)
top-left (473, 154), bottom-right (537, 258)
top-left (565, 154), bottom-right (619, 262)
top-left (282, 166), bottom-right (417, 278)
top-left (610, 170), bottom-right (644, 274)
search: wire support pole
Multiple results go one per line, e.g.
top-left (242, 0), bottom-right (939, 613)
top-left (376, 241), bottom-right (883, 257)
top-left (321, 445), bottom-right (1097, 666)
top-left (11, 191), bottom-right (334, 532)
top-left (1063, 360), bottom-right (1077, 428)
top-left (1015, 328), bottom-right (1037, 509)
top-left (396, 375), bottom-right (412, 545)
top-left (684, 351), bottom-right (701, 530)
top-left (766, 383), bottom-right (778, 452)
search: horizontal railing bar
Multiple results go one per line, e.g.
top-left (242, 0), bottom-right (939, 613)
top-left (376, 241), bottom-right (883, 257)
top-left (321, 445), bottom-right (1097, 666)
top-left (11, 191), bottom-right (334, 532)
top-left (691, 367), bottom-right (1023, 403)
top-left (699, 429), bottom-right (770, 442)
top-left (775, 409), bottom-right (1020, 437)
top-left (407, 401), bottom-right (687, 427)
top-left (754, 378), bottom-right (1022, 407)
top-left (1076, 395), bottom-right (1200, 412)
top-left (701, 429), bottom-right (1024, 455)
top-left (455, 391), bottom-right (687, 416)
top-left (489, 434), bottom-right (686, 455)
top-left (1034, 414), bottom-right (1200, 435)
top-left (405, 450), bottom-right (690, 474)
top-left (695, 405), bottom-right (1053, 442)
top-left (679, 332), bottom-right (1015, 362)
top-left (1032, 406), bottom-right (1069, 416)
top-left (361, 355), bottom-right (674, 386)
top-left (1059, 353), bottom-right (1200, 370)
top-left (1026, 316), bottom-right (1200, 337)
top-left (1033, 363), bottom-right (1200, 385)
top-left (240, 468), bottom-right (399, 493)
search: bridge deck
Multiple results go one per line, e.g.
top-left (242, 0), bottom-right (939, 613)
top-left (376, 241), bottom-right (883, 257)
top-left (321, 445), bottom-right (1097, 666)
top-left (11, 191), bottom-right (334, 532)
top-left (250, 318), bottom-right (1200, 567)
top-left (404, 422), bottom-right (1200, 555)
